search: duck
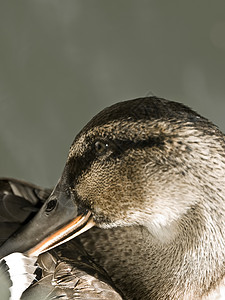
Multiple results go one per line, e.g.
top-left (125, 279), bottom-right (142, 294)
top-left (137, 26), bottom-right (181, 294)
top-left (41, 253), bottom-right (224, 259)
top-left (0, 96), bottom-right (225, 299)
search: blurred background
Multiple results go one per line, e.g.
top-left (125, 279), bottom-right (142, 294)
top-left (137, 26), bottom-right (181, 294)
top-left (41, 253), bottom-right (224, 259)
top-left (0, 0), bottom-right (225, 188)
top-left (0, 2), bottom-right (225, 299)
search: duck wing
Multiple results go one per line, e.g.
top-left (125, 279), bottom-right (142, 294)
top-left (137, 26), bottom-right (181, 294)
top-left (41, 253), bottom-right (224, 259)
top-left (22, 240), bottom-right (123, 300)
top-left (0, 178), bottom-right (51, 299)
top-left (0, 178), bottom-right (51, 246)
top-left (0, 258), bottom-right (11, 299)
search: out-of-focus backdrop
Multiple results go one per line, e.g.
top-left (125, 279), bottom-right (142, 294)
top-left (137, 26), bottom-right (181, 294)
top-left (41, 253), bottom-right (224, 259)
top-left (0, 1), bottom-right (225, 188)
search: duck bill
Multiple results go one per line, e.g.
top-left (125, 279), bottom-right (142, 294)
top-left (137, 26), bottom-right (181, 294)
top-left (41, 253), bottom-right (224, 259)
top-left (27, 209), bottom-right (95, 257)
top-left (0, 182), bottom-right (95, 259)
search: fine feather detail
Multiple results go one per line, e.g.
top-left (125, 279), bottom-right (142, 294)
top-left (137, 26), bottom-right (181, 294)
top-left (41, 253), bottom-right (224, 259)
top-left (2, 253), bottom-right (37, 300)
top-left (203, 279), bottom-right (225, 300)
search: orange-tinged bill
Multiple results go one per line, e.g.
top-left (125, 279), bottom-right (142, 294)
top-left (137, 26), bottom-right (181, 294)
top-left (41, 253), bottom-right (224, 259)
top-left (27, 211), bottom-right (95, 257)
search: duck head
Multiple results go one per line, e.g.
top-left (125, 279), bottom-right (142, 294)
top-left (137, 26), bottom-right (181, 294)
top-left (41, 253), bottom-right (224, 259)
top-left (0, 97), bottom-right (224, 258)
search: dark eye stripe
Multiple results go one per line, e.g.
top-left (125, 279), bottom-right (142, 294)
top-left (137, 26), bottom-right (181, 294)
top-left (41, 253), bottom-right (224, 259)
top-left (66, 136), bottom-right (164, 185)
top-left (66, 148), bottom-right (96, 186)
top-left (110, 136), bottom-right (164, 157)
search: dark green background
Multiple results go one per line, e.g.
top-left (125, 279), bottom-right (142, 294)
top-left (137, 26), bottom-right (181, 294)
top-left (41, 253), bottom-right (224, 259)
top-left (1, 1), bottom-right (225, 188)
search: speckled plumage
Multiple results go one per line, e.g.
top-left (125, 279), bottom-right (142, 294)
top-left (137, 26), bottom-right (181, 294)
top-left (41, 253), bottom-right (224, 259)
top-left (1, 97), bottom-right (225, 299)
top-left (22, 240), bottom-right (123, 300)
top-left (67, 97), bottom-right (225, 299)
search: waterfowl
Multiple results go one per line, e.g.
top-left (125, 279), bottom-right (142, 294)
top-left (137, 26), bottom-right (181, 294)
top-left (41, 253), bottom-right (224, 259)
top-left (1, 97), bottom-right (225, 299)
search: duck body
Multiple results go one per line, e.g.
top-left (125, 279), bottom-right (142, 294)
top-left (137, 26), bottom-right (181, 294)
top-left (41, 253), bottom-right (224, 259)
top-left (22, 240), bottom-right (123, 300)
top-left (79, 216), bottom-right (225, 300)
top-left (1, 97), bottom-right (225, 299)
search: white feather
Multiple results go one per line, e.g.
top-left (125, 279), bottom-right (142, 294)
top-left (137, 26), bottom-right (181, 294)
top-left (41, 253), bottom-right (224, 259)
top-left (3, 253), bottom-right (37, 300)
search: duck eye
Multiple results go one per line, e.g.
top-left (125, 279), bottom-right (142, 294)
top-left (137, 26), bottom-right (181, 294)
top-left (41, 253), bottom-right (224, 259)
top-left (95, 141), bottom-right (109, 154)
top-left (45, 199), bottom-right (57, 213)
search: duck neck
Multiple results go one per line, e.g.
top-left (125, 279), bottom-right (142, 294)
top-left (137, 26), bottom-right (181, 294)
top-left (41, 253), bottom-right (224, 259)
top-left (80, 200), bottom-right (225, 300)
top-left (149, 201), bottom-right (225, 299)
